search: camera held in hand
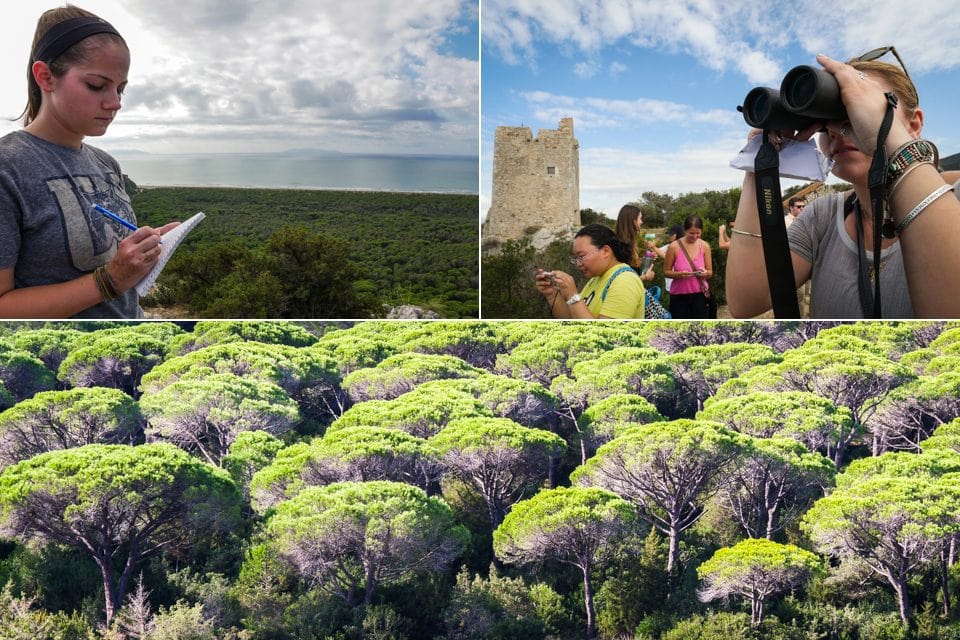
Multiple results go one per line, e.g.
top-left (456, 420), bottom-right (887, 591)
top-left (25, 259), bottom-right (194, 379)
top-left (740, 65), bottom-right (846, 131)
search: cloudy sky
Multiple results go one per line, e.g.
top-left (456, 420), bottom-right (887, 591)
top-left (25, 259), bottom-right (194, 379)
top-left (481, 0), bottom-right (960, 219)
top-left (1, 0), bottom-right (478, 156)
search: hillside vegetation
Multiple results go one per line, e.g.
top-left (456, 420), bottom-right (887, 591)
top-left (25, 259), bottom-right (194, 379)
top-left (132, 188), bottom-right (478, 318)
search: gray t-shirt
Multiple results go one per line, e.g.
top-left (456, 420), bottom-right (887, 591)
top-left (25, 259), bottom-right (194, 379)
top-left (0, 130), bottom-right (140, 318)
top-left (788, 181), bottom-right (960, 319)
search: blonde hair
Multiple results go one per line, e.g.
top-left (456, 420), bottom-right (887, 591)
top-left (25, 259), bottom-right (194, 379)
top-left (848, 59), bottom-right (919, 117)
top-left (21, 5), bottom-right (127, 125)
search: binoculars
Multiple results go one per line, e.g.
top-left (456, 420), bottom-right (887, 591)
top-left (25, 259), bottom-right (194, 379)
top-left (740, 65), bottom-right (846, 130)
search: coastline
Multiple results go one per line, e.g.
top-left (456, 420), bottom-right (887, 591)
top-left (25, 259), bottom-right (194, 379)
top-left (134, 183), bottom-right (479, 196)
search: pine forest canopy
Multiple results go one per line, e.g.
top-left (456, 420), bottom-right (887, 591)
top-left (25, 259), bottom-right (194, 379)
top-left (0, 319), bottom-right (956, 638)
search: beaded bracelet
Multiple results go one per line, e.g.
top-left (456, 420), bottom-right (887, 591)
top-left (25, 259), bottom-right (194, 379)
top-left (886, 139), bottom-right (938, 188)
top-left (895, 184), bottom-right (955, 236)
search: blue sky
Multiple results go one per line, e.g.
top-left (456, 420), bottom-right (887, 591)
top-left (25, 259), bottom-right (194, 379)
top-left (481, 0), bottom-right (960, 219)
top-left (1, 1), bottom-right (478, 156)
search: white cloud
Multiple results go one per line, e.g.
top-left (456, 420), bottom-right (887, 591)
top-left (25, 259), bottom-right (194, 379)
top-left (483, 0), bottom-right (960, 82)
top-left (521, 91), bottom-right (737, 130)
top-left (574, 60), bottom-right (599, 78)
top-left (609, 61), bottom-right (627, 77)
top-left (483, 0), bottom-right (782, 81)
top-left (1, 0), bottom-right (478, 155)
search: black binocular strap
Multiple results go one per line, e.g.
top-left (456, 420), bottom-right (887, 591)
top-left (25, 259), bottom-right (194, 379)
top-left (753, 132), bottom-right (801, 318)
top-left (863, 92), bottom-right (900, 318)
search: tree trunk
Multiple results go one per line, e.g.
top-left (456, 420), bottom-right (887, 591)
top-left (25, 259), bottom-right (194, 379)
top-left (942, 548), bottom-right (952, 618)
top-left (890, 575), bottom-right (912, 624)
top-left (582, 560), bottom-right (596, 640)
top-left (666, 526), bottom-right (680, 577)
top-left (750, 592), bottom-right (762, 627)
top-left (95, 556), bottom-right (120, 625)
top-left (765, 504), bottom-right (778, 540)
top-left (363, 561), bottom-right (378, 607)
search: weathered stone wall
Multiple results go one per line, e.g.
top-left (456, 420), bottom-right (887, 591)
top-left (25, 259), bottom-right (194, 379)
top-left (482, 117), bottom-right (580, 245)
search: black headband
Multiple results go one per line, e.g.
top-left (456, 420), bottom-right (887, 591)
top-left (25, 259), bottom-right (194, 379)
top-left (33, 16), bottom-right (124, 64)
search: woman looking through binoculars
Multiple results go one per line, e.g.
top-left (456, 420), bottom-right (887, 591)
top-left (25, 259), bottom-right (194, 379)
top-left (727, 51), bottom-right (960, 318)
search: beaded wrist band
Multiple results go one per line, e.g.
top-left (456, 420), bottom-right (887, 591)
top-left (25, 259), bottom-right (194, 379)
top-left (886, 139), bottom-right (938, 188)
top-left (895, 184), bottom-right (955, 236)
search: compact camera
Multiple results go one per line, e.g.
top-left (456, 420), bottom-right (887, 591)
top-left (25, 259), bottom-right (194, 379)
top-left (740, 65), bottom-right (846, 130)
top-left (538, 270), bottom-right (560, 287)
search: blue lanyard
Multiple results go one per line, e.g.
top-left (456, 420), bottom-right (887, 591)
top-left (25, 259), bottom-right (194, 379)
top-left (601, 265), bottom-right (636, 302)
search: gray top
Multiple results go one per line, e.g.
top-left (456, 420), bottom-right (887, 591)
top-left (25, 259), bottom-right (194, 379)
top-left (0, 130), bottom-right (140, 318)
top-left (788, 180), bottom-right (960, 319)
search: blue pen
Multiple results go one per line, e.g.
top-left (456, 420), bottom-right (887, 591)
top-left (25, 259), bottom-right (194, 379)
top-left (92, 204), bottom-right (138, 232)
top-left (92, 204), bottom-right (162, 245)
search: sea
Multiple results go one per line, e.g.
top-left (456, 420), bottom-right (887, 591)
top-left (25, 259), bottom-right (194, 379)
top-left (114, 152), bottom-right (479, 195)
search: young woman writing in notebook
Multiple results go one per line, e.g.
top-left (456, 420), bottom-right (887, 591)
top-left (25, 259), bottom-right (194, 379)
top-left (0, 5), bottom-right (178, 318)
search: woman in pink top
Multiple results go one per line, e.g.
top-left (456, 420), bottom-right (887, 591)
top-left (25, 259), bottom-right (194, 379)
top-left (664, 215), bottom-right (713, 318)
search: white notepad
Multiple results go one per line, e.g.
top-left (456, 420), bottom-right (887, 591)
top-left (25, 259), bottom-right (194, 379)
top-left (135, 212), bottom-right (206, 296)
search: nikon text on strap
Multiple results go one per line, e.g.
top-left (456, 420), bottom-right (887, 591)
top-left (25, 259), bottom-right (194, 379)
top-left (753, 132), bottom-right (801, 318)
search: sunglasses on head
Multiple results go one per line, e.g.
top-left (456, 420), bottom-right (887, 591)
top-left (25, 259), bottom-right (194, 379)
top-left (848, 45), bottom-right (916, 94)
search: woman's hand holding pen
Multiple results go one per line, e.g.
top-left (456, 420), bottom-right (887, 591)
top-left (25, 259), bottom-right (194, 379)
top-left (107, 221), bottom-right (179, 291)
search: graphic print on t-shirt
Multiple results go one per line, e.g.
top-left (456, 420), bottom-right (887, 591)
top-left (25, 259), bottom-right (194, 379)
top-left (45, 171), bottom-right (132, 272)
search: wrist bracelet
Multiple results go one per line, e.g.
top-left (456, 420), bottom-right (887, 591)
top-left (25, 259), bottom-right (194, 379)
top-left (886, 138), bottom-right (938, 188)
top-left (101, 266), bottom-right (120, 298)
top-left (887, 160), bottom-right (934, 199)
top-left (93, 266), bottom-right (117, 302)
top-left (731, 228), bottom-right (762, 238)
top-left (895, 184), bottom-right (955, 236)
top-left (566, 293), bottom-right (582, 305)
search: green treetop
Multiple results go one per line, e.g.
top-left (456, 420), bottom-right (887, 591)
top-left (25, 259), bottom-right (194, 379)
top-left (261, 480), bottom-right (469, 608)
top-left (140, 372), bottom-right (300, 466)
top-left (250, 427), bottom-right (438, 513)
top-left (57, 332), bottom-right (168, 398)
top-left (0, 347), bottom-right (56, 404)
top-left (577, 393), bottom-right (666, 450)
top-left (699, 390), bottom-right (855, 468)
top-left (0, 443), bottom-right (241, 624)
top-left (431, 416), bottom-right (566, 528)
top-left (169, 321), bottom-right (317, 355)
top-left (341, 353), bottom-right (483, 402)
top-left (802, 473), bottom-right (960, 624)
top-left (665, 343), bottom-right (781, 413)
top-left (5, 327), bottom-right (84, 371)
top-left (328, 384), bottom-right (493, 438)
top-left (0, 387), bottom-right (143, 469)
top-left (550, 347), bottom-right (676, 417)
top-left (697, 538), bottom-right (823, 626)
top-left (493, 486), bottom-right (635, 640)
top-left (572, 419), bottom-right (748, 576)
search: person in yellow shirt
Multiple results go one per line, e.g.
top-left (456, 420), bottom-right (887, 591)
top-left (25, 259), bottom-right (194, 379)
top-left (534, 223), bottom-right (645, 319)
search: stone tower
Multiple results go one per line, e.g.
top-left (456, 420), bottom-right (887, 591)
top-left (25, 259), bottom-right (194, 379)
top-left (482, 117), bottom-right (580, 245)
